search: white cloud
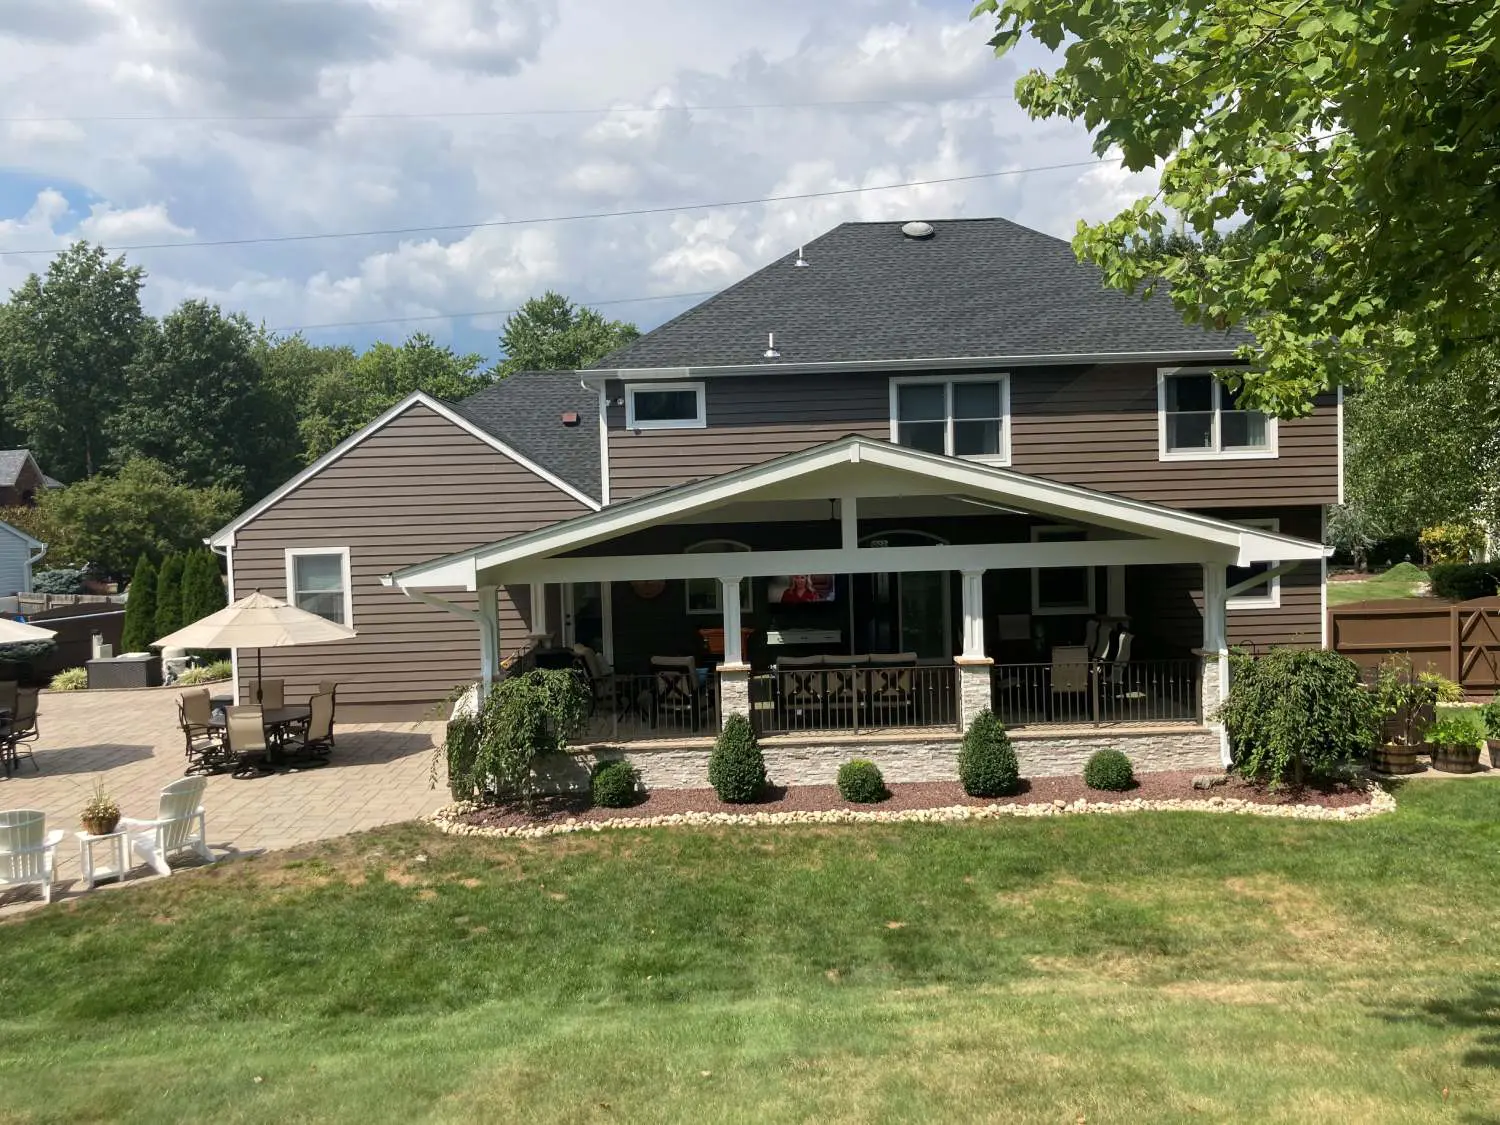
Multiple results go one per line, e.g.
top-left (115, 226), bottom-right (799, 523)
top-left (77, 200), bottom-right (193, 242)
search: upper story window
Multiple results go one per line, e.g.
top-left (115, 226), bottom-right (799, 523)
top-left (626, 381), bottom-right (706, 430)
top-left (1158, 369), bottom-right (1276, 459)
top-left (684, 539), bottom-right (752, 615)
top-left (1227, 517), bottom-right (1282, 609)
top-left (285, 547), bottom-right (353, 626)
top-left (890, 375), bottom-right (1010, 463)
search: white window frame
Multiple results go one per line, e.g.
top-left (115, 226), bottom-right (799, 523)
top-left (285, 547), bottom-right (354, 627)
top-left (684, 539), bottom-right (753, 616)
top-left (1227, 517), bottom-right (1282, 610)
top-left (625, 381), bottom-right (706, 431)
top-left (888, 374), bottom-right (1011, 465)
top-left (1030, 525), bottom-right (1096, 615)
top-left (1157, 367), bottom-right (1278, 461)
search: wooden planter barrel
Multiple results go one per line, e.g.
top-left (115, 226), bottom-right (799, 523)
top-left (1372, 742), bottom-right (1424, 774)
top-left (1431, 743), bottom-right (1483, 774)
top-left (1488, 740), bottom-right (1500, 769)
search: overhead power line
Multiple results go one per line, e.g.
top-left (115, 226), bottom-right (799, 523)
top-left (1, 93), bottom-right (1017, 125)
top-left (269, 289), bottom-right (719, 333)
top-left (0, 159), bottom-right (1109, 256)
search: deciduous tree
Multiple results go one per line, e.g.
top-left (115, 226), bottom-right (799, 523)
top-left (495, 292), bottom-right (639, 378)
top-left (974, 0), bottom-right (1500, 414)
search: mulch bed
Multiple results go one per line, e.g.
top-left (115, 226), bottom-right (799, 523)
top-left (455, 771), bottom-right (1374, 831)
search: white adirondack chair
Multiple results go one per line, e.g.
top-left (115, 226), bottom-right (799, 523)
top-left (122, 776), bottom-right (214, 877)
top-left (0, 809), bottom-right (64, 903)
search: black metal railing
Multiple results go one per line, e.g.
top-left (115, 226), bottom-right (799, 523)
top-left (577, 672), bottom-right (720, 742)
top-left (748, 665), bottom-right (959, 736)
top-left (990, 659), bottom-right (1200, 727)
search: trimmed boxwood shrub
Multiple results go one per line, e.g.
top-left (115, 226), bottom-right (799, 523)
top-left (1429, 561), bottom-right (1500, 601)
top-left (591, 759), bottom-right (642, 808)
top-left (1083, 748), bottom-right (1135, 791)
top-left (837, 759), bottom-right (887, 803)
top-left (709, 713), bottom-right (767, 803)
top-left (958, 709), bottom-right (1019, 797)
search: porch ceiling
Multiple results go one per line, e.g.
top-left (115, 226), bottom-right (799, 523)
top-left (386, 436), bottom-right (1328, 592)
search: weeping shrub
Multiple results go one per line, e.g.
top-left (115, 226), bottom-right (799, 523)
top-left (1216, 648), bottom-right (1379, 788)
top-left (444, 670), bottom-right (590, 807)
top-left (959, 709), bottom-right (1020, 797)
top-left (709, 713), bottom-right (767, 803)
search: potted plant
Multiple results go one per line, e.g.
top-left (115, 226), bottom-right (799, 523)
top-left (1478, 701), bottom-right (1500, 769)
top-left (1372, 658), bottom-right (1462, 774)
top-left (80, 779), bottom-right (121, 836)
top-left (1427, 711), bottom-right (1485, 773)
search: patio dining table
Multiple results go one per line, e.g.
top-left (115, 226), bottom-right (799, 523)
top-left (209, 704), bottom-right (311, 751)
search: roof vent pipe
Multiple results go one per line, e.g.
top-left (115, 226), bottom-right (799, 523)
top-left (793, 246), bottom-right (809, 267)
top-left (764, 332), bottom-right (781, 359)
top-left (901, 220), bottom-right (935, 240)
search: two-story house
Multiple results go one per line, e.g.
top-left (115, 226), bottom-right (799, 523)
top-left (210, 218), bottom-right (1337, 781)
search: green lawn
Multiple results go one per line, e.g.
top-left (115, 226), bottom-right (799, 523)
top-left (1327, 562), bottom-right (1429, 606)
top-left (3, 782), bottom-right (1498, 1123)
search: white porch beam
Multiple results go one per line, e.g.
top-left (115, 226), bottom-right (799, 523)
top-left (960, 570), bottom-right (986, 659)
top-left (720, 577), bottom-right (744, 666)
top-left (493, 538), bottom-right (1237, 586)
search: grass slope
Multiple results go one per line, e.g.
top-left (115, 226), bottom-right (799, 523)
top-left (2, 781), bottom-right (1498, 1123)
top-left (1328, 562), bottom-right (1429, 606)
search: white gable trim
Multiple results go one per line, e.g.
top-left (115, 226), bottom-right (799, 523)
top-left (209, 391), bottom-right (601, 547)
top-left (389, 436), bottom-right (1327, 590)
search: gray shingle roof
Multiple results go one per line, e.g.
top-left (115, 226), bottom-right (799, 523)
top-left (595, 218), bottom-right (1250, 370)
top-left (454, 371), bottom-right (600, 501)
top-left (0, 450), bottom-right (37, 488)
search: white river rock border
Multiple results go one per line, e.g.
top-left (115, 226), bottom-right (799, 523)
top-left (429, 783), bottom-right (1398, 841)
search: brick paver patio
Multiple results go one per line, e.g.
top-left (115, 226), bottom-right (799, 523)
top-left (1, 688), bottom-right (448, 912)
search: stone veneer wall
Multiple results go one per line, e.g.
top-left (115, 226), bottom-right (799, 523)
top-left (532, 729), bottom-right (1223, 794)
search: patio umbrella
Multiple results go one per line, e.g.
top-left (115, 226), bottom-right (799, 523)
top-left (153, 590), bottom-right (356, 704)
top-left (0, 617), bottom-right (56, 644)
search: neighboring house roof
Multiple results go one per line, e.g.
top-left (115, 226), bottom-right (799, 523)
top-left (0, 450), bottom-right (42, 488)
top-left (453, 371), bottom-right (600, 500)
top-left (593, 218), bottom-right (1252, 372)
top-left (390, 435), bottom-right (1326, 590)
top-left (208, 390), bottom-right (601, 548)
top-left (41, 475), bottom-right (63, 490)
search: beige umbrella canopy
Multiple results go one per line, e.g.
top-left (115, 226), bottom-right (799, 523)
top-left (155, 590), bottom-right (356, 703)
top-left (0, 618), bottom-right (57, 645)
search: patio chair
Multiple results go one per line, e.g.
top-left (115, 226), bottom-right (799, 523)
top-left (122, 776), bottom-right (214, 877)
top-left (249, 679), bottom-right (284, 709)
top-left (0, 809), bottom-right (63, 904)
top-left (318, 680), bottom-right (339, 745)
top-left (285, 691), bottom-right (335, 761)
top-left (572, 644), bottom-right (615, 712)
top-left (651, 656), bottom-right (704, 732)
top-left (823, 655), bottom-right (869, 728)
top-left (225, 707), bottom-right (275, 778)
top-left (1048, 645), bottom-right (1093, 721)
top-left (1099, 632), bottom-right (1147, 712)
top-left (179, 688), bottom-right (227, 773)
top-left (5, 688), bottom-right (39, 773)
top-left (0, 680), bottom-right (17, 719)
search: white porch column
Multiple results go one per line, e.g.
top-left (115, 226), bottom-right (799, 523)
top-left (601, 581), bottom-right (616, 667)
top-left (956, 569), bottom-right (992, 729)
top-left (528, 581), bottom-right (549, 644)
top-left (1201, 562), bottom-right (1232, 766)
top-left (718, 576), bottom-right (750, 729)
top-left (478, 584), bottom-right (501, 689)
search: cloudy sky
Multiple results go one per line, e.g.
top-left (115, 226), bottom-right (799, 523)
top-left (0, 0), bottom-right (1156, 361)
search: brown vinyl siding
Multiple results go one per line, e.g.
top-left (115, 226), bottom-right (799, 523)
top-left (1125, 507), bottom-right (1325, 653)
top-left (606, 366), bottom-right (1338, 508)
top-left (230, 403), bottom-right (589, 719)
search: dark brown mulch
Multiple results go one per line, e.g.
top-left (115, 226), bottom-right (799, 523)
top-left (455, 771), bottom-right (1374, 831)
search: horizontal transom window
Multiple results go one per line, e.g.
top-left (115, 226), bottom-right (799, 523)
top-left (626, 382), bottom-right (706, 430)
top-left (890, 376), bottom-right (1009, 462)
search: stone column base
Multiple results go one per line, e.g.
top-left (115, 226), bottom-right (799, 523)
top-left (717, 662), bottom-right (751, 731)
top-left (955, 657), bottom-right (994, 730)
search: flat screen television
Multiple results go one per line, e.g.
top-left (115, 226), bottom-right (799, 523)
top-left (768, 574), bottom-right (836, 605)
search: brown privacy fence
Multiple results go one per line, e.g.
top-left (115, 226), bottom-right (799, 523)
top-left (1327, 596), bottom-right (1500, 698)
top-left (0, 603), bottom-right (126, 683)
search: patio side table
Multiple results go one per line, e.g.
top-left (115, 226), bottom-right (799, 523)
top-left (76, 829), bottom-right (131, 890)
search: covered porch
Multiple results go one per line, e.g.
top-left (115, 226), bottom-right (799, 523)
top-left (389, 438), bottom-right (1326, 762)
